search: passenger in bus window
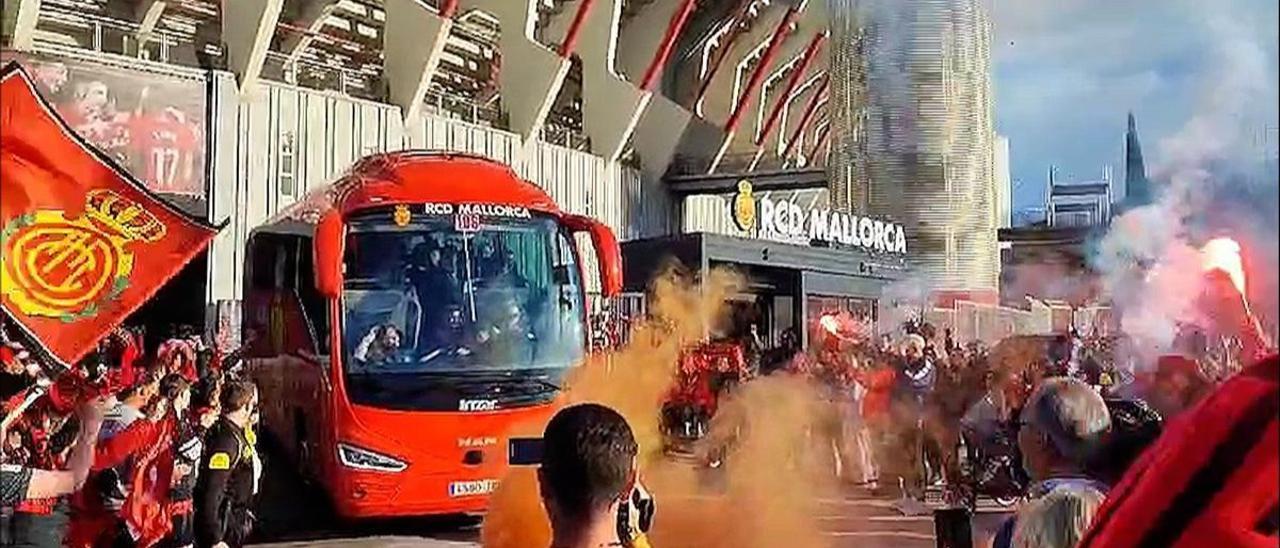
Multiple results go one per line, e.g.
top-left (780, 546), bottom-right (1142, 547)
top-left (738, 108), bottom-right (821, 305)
top-left (485, 250), bottom-right (529, 290)
top-left (408, 243), bottom-right (460, 350)
top-left (475, 295), bottom-right (535, 366)
top-left (354, 324), bottom-right (403, 366)
top-left (474, 238), bottom-right (501, 279)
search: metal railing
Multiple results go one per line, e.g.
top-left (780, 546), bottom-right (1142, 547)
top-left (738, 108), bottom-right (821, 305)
top-left (421, 87), bottom-right (506, 128)
top-left (667, 149), bottom-right (823, 177)
top-left (34, 3), bottom-right (596, 149)
top-left (540, 122), bottom-right (591, 151)
top-left (35, 4), bottom-right (206, 66)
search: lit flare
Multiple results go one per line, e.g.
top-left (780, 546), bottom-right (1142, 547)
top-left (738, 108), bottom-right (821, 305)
top-left (819, 314), bottom-right (840, 336)
top-left (1199, 237), bottom-right (1272, 358)
top-left (1201, 237), bottom-right (1246, 296)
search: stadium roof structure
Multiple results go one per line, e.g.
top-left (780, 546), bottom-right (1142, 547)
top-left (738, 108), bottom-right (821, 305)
top-left (10, 0), bottom-right (832, 181)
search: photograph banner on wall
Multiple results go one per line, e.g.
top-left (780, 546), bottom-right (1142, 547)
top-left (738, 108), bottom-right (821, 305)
top-left (0, 51), bottom-right (207, 198)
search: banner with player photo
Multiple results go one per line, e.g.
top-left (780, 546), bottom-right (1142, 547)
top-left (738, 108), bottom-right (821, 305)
top-left (0, 51), bottom-right (207, 198)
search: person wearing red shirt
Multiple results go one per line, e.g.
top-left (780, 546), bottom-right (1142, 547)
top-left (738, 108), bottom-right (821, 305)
top-left (68, 374), bottom-right (189, 548)
top-left (859, 358), bottom-right (896, 494)
top-left (128, 107), bottom-right (199, 195)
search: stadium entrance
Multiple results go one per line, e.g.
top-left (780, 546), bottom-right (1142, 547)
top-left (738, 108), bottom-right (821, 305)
top-left (128, 249), bottom-right (209, 347)
top-left (622, 232), bottom-right (905, 352)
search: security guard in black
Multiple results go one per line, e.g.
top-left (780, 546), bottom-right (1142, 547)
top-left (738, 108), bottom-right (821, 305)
top-left (193, 417), bottom-right (255, 548)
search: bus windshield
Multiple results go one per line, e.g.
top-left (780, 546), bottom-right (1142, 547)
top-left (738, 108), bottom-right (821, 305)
top-left (341, 208), bottom-right (586, 388)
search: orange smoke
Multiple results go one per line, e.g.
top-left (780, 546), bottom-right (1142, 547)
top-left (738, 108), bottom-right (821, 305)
top-left (482, 266), bottom-right (838, 548)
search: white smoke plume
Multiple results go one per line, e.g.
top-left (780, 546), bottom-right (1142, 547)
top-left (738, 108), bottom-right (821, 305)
top-left (877, 276), bottom-right (933, 331)
top-left (1094, 13), bottom-right (1279, 365)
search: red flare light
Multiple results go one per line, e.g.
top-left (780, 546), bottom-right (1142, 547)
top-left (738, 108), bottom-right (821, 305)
top-left (1199, 237), bottom-right (1273, 358)
top-left (1201, 237), bottom-right (1246, 297)
top-left (819, 314), bottom-right (840, 336)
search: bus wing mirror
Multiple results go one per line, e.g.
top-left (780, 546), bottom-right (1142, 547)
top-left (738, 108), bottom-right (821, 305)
top-left (564, 214), bottom-right (623, 297)
top-left (315, 211), bottom-right (345, 298)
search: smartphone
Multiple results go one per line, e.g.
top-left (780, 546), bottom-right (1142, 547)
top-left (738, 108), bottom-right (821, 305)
top-left (508, 437), bottom-right (544, 466)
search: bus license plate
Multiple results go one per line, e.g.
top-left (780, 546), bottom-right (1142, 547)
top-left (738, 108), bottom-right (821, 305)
top-left (448, 479), bottom-right (499, 497)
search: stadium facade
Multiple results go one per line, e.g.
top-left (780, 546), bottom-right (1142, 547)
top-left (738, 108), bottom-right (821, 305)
top-left (2, 0), bottom-right (1008, 343)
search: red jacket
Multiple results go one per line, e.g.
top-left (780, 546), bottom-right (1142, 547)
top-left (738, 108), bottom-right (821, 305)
top-left (122, 418), bottom-right (177, 547)
top-left (68, 417), bottom-right (177, 548)
top-left (1080, 355), bottom-right (1279, 548)
top-left (860, 368), bottom-right (896, 422)
top-left (116, 332), bottom-right (144, 388)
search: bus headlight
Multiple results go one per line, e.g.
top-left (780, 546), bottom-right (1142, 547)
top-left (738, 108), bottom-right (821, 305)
top-left (337, 442), bottom-right (408, 472)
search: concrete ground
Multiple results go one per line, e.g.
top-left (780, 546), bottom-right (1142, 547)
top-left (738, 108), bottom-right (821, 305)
top-left (249, 485), bottom-right (1010, 547)
top-left (249, 435), bottom-right (1010, 547)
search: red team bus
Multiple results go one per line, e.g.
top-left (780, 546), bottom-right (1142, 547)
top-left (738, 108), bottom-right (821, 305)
top-left (242, 151), bottom-right (622, 518)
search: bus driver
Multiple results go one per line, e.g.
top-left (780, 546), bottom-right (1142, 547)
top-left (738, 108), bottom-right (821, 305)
top-left (354, 324), bottom-right (404, 366)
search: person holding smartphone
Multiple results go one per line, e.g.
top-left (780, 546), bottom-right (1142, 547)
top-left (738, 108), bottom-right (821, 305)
top-left (538, 403), bottom-right (652, 548)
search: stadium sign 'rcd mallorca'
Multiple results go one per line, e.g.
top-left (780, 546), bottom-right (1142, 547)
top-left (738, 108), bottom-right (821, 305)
top-left (730, 180), bottom-right (908, 255)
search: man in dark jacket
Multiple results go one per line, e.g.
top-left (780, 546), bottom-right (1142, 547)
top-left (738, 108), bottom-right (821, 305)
top-left (193, 382), bottom-right (257, 548)
top-left (888, 334), bottom-right (936, 514)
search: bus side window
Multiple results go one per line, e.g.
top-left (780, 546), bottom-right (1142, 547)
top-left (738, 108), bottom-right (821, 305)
top-left (554, 232), bottom-right (580, 285)
top-left (249, 235), bottom-right (277, 290)
top-left (297, 239), bottom-right (331, 355)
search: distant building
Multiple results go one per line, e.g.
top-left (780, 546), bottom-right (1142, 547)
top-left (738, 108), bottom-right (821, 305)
top-left (1118, 112), bottom-right (1152, 211)
top-left (995, 134), bottom-right (1012, 229)
top-left (999, 166), bottom-right (1111, 306)
top-left (1012, 207), bottom-right (1047, 227)
top-left (1047, 167), bottom-right (1112, 228)
top-left (998, 224), bottom-right (1101, 308)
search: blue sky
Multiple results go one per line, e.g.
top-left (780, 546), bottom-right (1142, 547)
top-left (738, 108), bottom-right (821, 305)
top-left (989, 0), bottom-right (1280, 212)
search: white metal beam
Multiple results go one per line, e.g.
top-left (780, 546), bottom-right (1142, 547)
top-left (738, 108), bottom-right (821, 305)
top-left (632, 93), bottom-right (693, 182)
top-left (775, 71), bottom-right (824, 156)
top-left (749, 2), bottom-right (826, 147)
top-left (2, 0), bottom-right (42, 51)
top-left (572, 0), bottom-right (651, 162)
top-left (135, 0), bottom-right (167, 45)
top-left (383, 0), bottom-right (453, 123)
top-left (694, 3), bottom-right (786, 125)
top-left (615, 0), bottom-right (684, 82)
top-left (458, 0), bottom-right (571, 147)
top-left (280, 0), bottom-right (342, 64)
top-left (222, 0), bottom-right (284, 94)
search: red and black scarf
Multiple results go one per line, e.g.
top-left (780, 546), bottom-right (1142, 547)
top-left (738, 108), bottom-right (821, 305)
top-left (1080, 355), bottom-right (1279, 548)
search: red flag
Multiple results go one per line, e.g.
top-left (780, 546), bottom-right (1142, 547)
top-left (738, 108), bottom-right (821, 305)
top-left (0, 62), bottom-right (219, 366)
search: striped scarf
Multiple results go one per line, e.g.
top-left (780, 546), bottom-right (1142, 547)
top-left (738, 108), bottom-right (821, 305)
top-left (1080, 355), bottom-right (1279, 548)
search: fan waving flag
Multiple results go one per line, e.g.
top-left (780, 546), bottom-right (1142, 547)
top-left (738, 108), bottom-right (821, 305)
top-left (0, 62), bottom-right (219, 366)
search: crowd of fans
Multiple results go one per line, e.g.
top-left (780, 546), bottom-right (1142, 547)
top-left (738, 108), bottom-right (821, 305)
top-left (680, 313), bottom-right (1274, 547)
top-left (2, 306), bottom-right (1273, 548)
top-left (1, 322), bottom-right (260, 548)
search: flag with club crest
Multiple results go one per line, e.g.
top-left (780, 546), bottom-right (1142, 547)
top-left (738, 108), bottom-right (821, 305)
top-left (1, 62), bottom-right (220, 367)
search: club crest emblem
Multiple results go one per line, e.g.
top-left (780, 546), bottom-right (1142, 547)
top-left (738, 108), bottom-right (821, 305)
top-left (393, 204), bottom-right (412, 227)
top-left (732, 180), bottom-right (757, 232)
top-left (1, 190), bottom-right (166, 321)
